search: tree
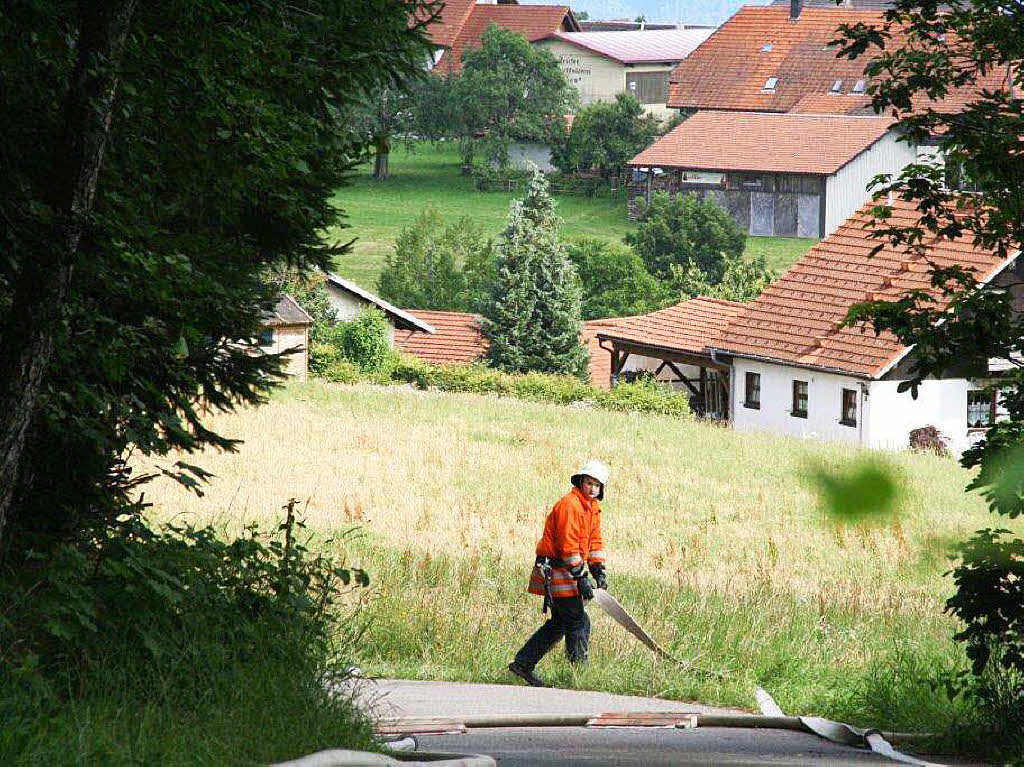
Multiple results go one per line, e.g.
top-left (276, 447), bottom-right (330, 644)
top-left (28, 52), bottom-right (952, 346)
top-left (552, 92), bottom-right (662, 179)
top-left (834, 0), bottom-right (1024, 693)
top-left (672, 250), bottom-right (774, 303)
top-left (0, 0), bottom-right (432, 554)
top-left (439, 24), bottom-right (577, 168)
top-left (625, 192), bottom-right (746, 282)
top-left (377, 208), bottom-right (495, 312)
top-left (566, 238), bottom-right (672, 319)
top-left (352, 86), bottom-right (412, 180)
top-left (483, 170), bottom-right (587, 375)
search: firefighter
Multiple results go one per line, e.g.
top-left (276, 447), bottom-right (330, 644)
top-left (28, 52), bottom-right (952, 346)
top-left (508, 459), bottom-right (609, 687)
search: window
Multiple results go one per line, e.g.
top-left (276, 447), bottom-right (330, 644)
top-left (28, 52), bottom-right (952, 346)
top-left (968, 389), bottom-right (997, 428)
top-left (840, 388), bottom-right (857, 426)
top-left (258, 329), bottom-right (275, 347)
top-left (760, 42), bottom-right (773, 52)
top-left (625, 72), bottom-right (669, 104)
top-left (830, 79), bottom-right (843, 93)
top-left (944, 154), bottom-right (984, 192)
top-left (744, 372), bottom-right (761, 409)
top-left (792, 380), bottom-right (808, 418)
top-left (852, 79), bottom-right (867, 94)
top-left (763, 76), bottom-right (779, 92)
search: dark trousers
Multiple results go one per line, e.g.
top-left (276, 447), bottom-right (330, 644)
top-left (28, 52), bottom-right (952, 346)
top-left (514, 594), bottom-right (590, 670)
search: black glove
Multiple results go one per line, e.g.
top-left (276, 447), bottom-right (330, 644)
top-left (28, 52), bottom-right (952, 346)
top-left (576, 575), bottom-right (595, 601)
top-left (589, 562), bottom-right (607, 591)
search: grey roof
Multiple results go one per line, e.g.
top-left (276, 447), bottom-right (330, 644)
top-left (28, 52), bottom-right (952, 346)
top-left (325, 273), bottom-right (436, 334)
top-left (263, 294), bottom-right (313, 327)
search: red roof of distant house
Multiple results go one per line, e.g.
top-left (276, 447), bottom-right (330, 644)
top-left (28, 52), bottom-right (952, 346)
top-left (419, 0), bottom-right (479, 50)
top-left (435, 4), bottom-right (576, 74)
top-left (667, 5), bottom-right (1013, 115)
top-left (628, 111), bottom-right (893, 175)
top-left (667, 6), bottom-right (885, 112)
top-left (713, 198), bottom-right (1015, 377)
top-left (396, 310), bottom-right (488, 365)
top-left (594, 297), bottom-right (747, 356)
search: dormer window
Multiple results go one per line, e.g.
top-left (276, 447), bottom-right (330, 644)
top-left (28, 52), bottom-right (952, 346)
top-left (830, 79), bottom-right (843, 93)
top-left (852, 79), bottom-right (866, 94)
top-left (760, 42), bottom-right (773, 52)
top-left (763, 76), bottom-right (778, 92)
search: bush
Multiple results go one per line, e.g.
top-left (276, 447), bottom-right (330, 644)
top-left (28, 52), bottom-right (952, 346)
top-left (309, 341), bottom-right (342, 376)
top-left (567, 237), bottom-right (672, 319)
top-left (597, 377), bottom-right (691, 417)
top-left (0, 503), bottom-right (375, 764)
top-left (551, 92), bottom-right (661, 179)
top-left (336, 308), bottom-right (392, 373)
top-left (909, 425), bottom-right (950, 456)
top-left (321, 358), bottom-right (364, 384)
top-left (626, 192), bottom-right (746, 282)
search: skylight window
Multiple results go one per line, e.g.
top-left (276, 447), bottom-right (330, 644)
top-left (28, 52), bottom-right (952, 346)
top-left (763, 76), bottom-right (778, 92)
top-left (830, 79), bottom-right (843, 93)
top-left (852, 79), bottom-right (866, 94)
top-left (760, 42), bottom-right (773, 52)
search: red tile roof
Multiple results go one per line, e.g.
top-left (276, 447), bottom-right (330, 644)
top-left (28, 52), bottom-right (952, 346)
top-left (594, 297), bottom-right (747, 355)
top-left (667, 5), bottom-right (1013, 116)
top-left (627, 111), bottom-right (893, 175)
top-left (420, 0), bottom-right (478, 50)
top-left (667, 6), bottom-right (885, 113)
top-left (713, 198), bottom-right (1014, 377)
top-left (396, 310), bottom-right (488, 365)
top-left (393, 310), bottom-right (632, 390)
top-left (435, 4), bottom-right (576, 74)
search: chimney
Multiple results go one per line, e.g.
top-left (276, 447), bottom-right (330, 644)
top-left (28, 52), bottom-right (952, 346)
top-left (790, 0), bottom-right (802, 20)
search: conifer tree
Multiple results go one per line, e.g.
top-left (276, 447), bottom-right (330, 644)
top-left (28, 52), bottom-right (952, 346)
top-left (484, 171), bottom-right (586, 376)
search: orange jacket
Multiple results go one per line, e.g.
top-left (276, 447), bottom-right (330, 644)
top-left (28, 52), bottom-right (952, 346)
top-left (527, 487), bottom-right (606, 598)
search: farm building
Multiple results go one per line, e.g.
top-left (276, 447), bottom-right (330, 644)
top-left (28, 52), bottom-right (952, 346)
top-left (394, 309), bottom-right (633, 390)
top-left (259, 295), bottom-right (312, 382)
top-left (595, 198), bottom-right (1020, 454)
top-left (324, 274), bottom-right (435, 344)
top-left (534, 28), bottom-right (714, 117)
top-left (625, 111), bottom-right (914, 237)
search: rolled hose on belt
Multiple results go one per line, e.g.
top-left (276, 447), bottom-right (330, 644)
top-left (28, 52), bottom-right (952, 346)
top-left (589, 589), bottom-right (944, 767)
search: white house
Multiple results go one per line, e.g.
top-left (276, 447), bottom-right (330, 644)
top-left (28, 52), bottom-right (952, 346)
top-left (534, 28), bottom-right (715, 118)
top-left (626, 111), bottom-right (917, 238)
top-left (595, 198), bottom-right (1019, 454)
top-left (324, 273), bottom-right (435, 344)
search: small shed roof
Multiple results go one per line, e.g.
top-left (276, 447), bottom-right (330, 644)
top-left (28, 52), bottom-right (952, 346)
top-left (263, 294), bottom-right (312, 327)
top-left (325, 274), bottom-right (435, 334)
top-left (396, 310), bottom-right (488, 364)
top-left (595, 297), bottom-right (746, 355)
top-left (547, 28), bottom-right (715, 64)
top-left (627, 111), bottom-right (893, 175)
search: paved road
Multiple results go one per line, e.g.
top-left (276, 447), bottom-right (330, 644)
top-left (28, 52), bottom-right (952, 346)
top-left (349, 680), bottom-right (940, 766)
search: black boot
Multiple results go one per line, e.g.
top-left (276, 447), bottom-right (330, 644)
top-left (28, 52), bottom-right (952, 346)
top-left (508, 661), bottom-right (548, 687)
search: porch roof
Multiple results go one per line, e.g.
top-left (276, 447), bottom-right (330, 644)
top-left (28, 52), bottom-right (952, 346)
top-left (595, 296), bottom-right (746, 356)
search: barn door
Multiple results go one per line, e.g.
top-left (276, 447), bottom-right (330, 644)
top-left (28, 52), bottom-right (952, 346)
top-left (797, 194), bottom-right (820, 238)
top-left (750, 193), bottom-right (775, 236)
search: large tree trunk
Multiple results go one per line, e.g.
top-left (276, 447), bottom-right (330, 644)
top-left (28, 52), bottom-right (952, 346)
top-left (373, 149), bottom-right (390, 180)
top-left (0, 0), bottom-right (137, 543)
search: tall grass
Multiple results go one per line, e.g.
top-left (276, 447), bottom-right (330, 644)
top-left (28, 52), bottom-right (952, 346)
top-left (139, 380), bottom-right (1015, 741)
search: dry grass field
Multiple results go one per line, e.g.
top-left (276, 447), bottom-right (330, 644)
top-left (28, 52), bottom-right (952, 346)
top-left (139, 380), bottom-right (1003, 734)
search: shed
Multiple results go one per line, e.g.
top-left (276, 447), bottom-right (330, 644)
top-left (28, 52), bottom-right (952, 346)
top-left (260, 295), bottom-right (313, 382)
top-left (324, 274), bottom-right (435, 344)
top-left (625, 111), bottom-right (912, 237)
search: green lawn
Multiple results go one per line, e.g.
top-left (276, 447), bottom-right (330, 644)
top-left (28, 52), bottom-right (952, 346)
top-left (328, 142), bottom-right (815, 290)
top-left (142, 380), bottom-right (1020, 756)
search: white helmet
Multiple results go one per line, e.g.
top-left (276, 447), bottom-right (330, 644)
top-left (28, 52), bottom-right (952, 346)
top-left (571, 459), bottom-right (610, 500)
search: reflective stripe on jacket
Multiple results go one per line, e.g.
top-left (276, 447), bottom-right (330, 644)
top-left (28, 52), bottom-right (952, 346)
top-left (527, 487), bottom-right (605, 598)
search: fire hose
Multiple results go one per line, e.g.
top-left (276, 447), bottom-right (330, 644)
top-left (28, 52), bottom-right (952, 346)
top-left (589, 588), bottom-right (944, 767)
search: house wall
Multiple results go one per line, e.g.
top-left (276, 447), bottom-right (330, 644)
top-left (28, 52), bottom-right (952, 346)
top-left (731, 358), bottom-right (867, 444)
top-left (864, 378), bottom-right (969, 453)
top-left (534, 39), bottom-right (677, 116)
top-left (325, 283), bottom-right (397, 343)
top-left (824, 131), bottom-right (918, 236)
top-left (263, 325), bottom-right (309, 382)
